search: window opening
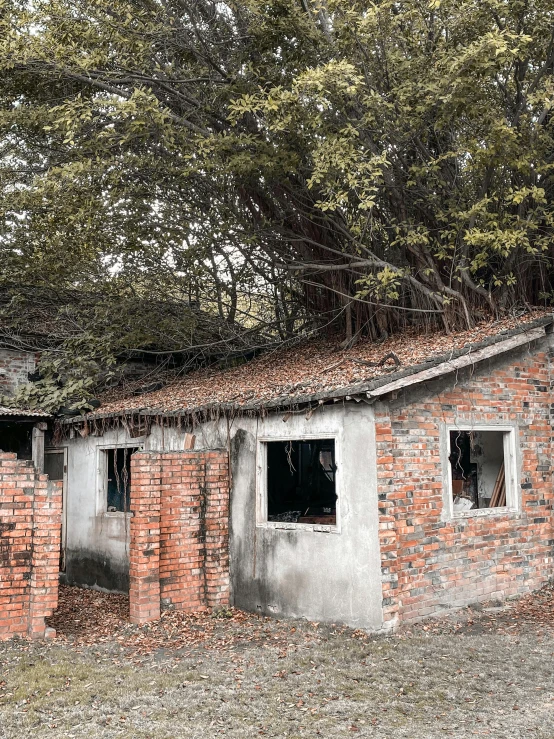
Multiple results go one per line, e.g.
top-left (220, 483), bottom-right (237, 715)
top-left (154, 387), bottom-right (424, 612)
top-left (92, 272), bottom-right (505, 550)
top-left (0, 422), bottom-right (32, 460)
top-left (44, 451), bottom-right (65, 481)
top-left (106, 448), bottom-right (138, 512)
top-left (449, 430), bottom-right (508, 512)
top-left (266, 439), bottom-right (337, 524)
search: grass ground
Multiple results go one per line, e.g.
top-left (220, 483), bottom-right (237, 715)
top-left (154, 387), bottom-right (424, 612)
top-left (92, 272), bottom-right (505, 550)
top-left (1, 586), bottom-right (554, 738)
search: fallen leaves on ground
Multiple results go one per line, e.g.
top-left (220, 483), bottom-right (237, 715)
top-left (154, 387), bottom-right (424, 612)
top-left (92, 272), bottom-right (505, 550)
top-left (400, 583), bottom-right (554, 638)
top-left (47, 585), bottom-right (323, 659)
top-left (46, 581), bottom-right (554, 661)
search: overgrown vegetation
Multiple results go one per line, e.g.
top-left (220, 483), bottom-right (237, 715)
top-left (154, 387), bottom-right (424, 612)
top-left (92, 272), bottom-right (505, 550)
top-left (1, 0), bottom-right (554, 406)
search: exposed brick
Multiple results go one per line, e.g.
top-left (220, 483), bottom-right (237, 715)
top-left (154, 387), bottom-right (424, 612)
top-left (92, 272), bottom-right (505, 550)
top-left (129, 450), bottom-right (230, 624)
top-left (0, 349), bottom-right (38, 396)
top-left (0, 453), bottom-right (62, 640)
top-left (376, 348), bottom-right (554, 626)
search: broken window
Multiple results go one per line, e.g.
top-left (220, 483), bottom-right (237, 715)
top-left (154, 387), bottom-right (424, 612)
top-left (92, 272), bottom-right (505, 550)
top-left (266, 439), bottom-right (337, 525)
top-left (448, 429), bottom-right (514, 513)
top-left (104, 448), bottom-right (138, 513)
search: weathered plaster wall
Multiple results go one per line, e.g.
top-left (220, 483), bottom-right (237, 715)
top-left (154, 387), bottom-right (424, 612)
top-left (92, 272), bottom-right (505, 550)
top-left (0, 348), bottom-right (37, 396)
top-left (196, 404), bottom-right (384, 631)
top-left (376, 333), bottom-right (554, 628)
top-left (62, 403), bottom-right (383, 630)
top-left (63, 427), bottom-right (139, 592)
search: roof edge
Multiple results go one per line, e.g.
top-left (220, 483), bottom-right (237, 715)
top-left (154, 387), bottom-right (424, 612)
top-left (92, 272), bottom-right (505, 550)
top-left (367, 324), bottom-right (547, 401)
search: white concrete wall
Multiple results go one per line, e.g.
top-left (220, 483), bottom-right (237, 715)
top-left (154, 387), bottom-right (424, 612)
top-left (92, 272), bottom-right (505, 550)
top-left (222, 404), bottom-right (384, 630)
top-left (62, 427), bottom-right (140, 591)
top-left (61, 403), bottom-right (384, 629)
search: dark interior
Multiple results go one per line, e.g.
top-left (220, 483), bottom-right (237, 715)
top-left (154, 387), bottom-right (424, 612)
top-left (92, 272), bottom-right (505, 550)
top-left (449, 430), bottom-right (506, 509)
top-left (0, 421), bottom-right (33, 460)
top-left (267, 439), bottom-right (337, 524)
top-left (106, 448), bottom-right (138, 512)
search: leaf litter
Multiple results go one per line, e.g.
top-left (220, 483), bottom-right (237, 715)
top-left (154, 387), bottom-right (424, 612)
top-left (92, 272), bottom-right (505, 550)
top-left (1, 584), bottom-right (554, 738)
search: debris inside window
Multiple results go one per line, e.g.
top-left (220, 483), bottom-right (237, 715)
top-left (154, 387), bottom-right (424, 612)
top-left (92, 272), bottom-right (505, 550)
top-left (105, 448), bottom-right (138, 513)
top-left (449, 430), bottom-right (508, 511)
top-left (266, 439), bottom-right (337, 524)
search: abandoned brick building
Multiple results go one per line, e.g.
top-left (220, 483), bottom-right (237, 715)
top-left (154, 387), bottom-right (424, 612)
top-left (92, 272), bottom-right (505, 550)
top-left (1, 312), bottom-right (554, 637)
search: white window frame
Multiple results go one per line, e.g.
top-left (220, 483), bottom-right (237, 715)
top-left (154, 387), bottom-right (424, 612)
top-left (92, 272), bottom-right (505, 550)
top-left (444, 424), bottom-right (519, 519)
top-left (96, 442), bottom-right (143, 517)
top-left (256, 433), bottom-right (340, 533)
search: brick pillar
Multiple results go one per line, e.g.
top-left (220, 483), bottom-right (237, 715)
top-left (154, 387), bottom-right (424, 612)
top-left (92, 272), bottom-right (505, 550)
top-left (0, 453), bottom-right (62, 641)
top-left (204, 452), bottom-right (230, 608)
top-left (374, 409), bottom-right (399, 630)
top-left (0, 454), bottom-right (32, 639)
top-left (129, 452), bottom-right (162, 624)
top-left (159, 451), bottom-right (207, 611)
top-left (28, 477), bottom-right (62, 638)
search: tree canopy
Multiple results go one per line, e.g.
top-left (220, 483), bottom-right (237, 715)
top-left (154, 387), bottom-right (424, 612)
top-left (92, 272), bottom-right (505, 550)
top-left (1, 0), bottom-right (554, 374)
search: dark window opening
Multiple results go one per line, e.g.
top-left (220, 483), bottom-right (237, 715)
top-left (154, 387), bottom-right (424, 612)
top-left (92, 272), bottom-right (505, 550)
top-left (106, 448), bottom-right (138, 512)
top-left (44, 451), bottom-right (65, 481)
top-left (0, 422), bottom-right (32, 460)
top-left (267, 439), bottom-right (337, 524)
top-left (449, 430), bottom-right (508, 512)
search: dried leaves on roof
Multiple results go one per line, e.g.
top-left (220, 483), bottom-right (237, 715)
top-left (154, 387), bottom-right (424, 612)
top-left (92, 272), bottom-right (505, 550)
top-left (96, 311), bottom-right (551, 416)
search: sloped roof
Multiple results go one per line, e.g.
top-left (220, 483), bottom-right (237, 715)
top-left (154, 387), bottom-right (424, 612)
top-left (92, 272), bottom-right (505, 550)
top-left (0, 406), bottom-right (51, 418)
top-left (77, 311), bottom-right (552, 421)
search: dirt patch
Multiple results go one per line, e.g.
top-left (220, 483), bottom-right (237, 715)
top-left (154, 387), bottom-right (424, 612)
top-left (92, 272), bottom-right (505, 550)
top-left (399, 583), bottom-right (554, 638)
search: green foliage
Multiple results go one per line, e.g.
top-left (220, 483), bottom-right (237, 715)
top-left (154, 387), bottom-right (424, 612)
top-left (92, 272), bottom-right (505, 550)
top-left (0, 0), bottom-right (553, 370)
top-left (0, 285), bottom-right (251, 412)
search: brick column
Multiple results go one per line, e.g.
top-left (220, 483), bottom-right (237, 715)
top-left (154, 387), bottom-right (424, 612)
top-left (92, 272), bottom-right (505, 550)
top-left (28, 476), bottom-right (62, 638)
top-left (129, 452), bottom-right (162, 624)
top-left (0, 454), bottom-right (62, 641)
top-left (0, 454), bottom-right (33, 639)
top-left (204, 451), bottom-right (230, 608)
top-left (374, 409), bottom-right (400, 630)
top-left (129, 449), bottom-right (231, 621)
top-left (158, 451), bottom-right (206, 611)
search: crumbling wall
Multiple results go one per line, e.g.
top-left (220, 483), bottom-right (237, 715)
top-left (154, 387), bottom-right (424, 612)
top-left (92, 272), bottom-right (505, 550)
top-left (0, 452), bottom-right (62, 640)
top-left (376, 337), bottom-right (554, 628)
top-left (0, 349), bottom-right (37, 396)
top-left (129, 450), bottom-right (229, 624)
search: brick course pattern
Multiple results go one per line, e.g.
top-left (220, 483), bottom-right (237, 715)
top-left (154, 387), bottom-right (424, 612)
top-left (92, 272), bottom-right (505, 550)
top-left (129, 451), bottom-right (230, 624)
top-left (0, 452), bottom-right (62, 640)
top-left (376, 345), bottom-right (554, 628)
top-left (0, 349), bottom-right (37, 396)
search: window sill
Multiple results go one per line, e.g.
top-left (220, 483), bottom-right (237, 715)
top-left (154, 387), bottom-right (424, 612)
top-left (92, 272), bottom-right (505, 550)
top-left (257, 521), bottom-right (339, 533)
top-left (452, 506), bottom-right (518, 520)
top-left (100, 511), bottom-right (133, 518)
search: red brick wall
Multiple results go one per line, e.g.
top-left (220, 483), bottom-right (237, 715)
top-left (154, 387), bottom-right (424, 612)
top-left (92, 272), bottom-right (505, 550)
top-left (0, 453), bottom-right (62, 640)
top-left (377, 343), bottom-right (553, 627)
top-left (0, 349), bottom-right (38, 396)
top-left (129, 451), bottom-right (230, 624)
